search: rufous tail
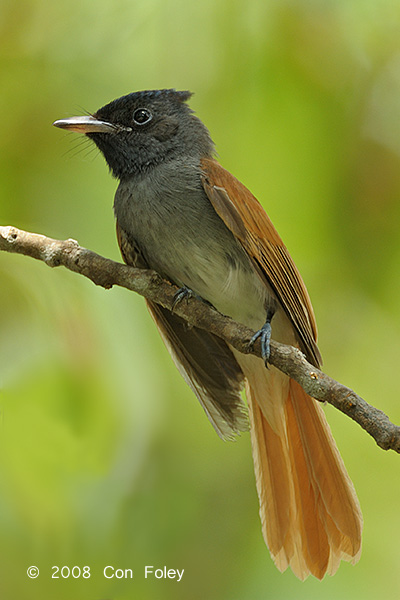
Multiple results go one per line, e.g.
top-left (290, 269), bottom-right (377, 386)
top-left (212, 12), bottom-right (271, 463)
top-left (244, 361), bottom-right (362, 580)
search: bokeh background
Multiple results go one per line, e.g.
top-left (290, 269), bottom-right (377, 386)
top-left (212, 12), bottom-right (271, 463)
top-left (1, 0), bottom-right (400, 598)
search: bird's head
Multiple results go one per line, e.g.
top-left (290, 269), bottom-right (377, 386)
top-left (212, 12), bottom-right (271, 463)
top-left (53, 89), bottom-right (214, 179)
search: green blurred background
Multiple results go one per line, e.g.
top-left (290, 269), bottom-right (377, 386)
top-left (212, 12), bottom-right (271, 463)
top-left (1, 0), bottom-right (400, 598)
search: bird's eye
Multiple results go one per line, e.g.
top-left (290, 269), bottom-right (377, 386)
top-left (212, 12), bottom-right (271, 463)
top-left (132, 108), bottom-right (152, 125)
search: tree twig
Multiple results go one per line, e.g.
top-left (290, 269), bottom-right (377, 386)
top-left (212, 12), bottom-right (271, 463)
top-left (1, 224), bottom-right (399, 453)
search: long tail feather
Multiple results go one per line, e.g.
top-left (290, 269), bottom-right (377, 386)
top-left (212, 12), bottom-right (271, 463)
top-left (242, 356), bottom-right (362, 580)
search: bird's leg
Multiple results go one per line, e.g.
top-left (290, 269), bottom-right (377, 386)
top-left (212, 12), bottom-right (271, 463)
top-left (171, 285), bottom-right (213, 313)
top-left (249, 308), bottom-right (275, 364)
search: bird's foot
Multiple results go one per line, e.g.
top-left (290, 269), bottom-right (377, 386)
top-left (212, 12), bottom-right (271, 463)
top-left (249, 310), bottom-right (275, 365)
top-left (172, 286), bottom-right (212, 312)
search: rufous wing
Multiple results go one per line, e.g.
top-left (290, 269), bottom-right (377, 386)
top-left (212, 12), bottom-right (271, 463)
top-left (201, 157), bottom-right (321, 367)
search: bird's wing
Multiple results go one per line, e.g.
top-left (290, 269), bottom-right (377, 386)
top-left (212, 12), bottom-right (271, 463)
top-left (116, 221), bottom-right (248, 440)
top-left (201, 157), bottom-right (321, 367)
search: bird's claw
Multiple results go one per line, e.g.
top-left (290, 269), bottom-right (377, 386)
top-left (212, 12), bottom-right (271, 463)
top-left (248, 310), bottom-right (275, 365)
top-left (172, 286), bottom-right (208, 312)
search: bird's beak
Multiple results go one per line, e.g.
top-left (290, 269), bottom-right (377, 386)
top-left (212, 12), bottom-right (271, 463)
top-left (52, 115), bottom-right (117, 134)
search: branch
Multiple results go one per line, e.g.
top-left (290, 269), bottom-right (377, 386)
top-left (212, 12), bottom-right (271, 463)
top-left (1, 225), bottom-right (399, 453)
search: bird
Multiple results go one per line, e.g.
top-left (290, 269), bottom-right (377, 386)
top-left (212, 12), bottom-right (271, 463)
top-left (53, 89), bottom-right (362, 579)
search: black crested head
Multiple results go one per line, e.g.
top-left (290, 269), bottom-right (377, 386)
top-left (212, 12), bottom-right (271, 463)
top-left (85, 89), bottom-right (215, 179)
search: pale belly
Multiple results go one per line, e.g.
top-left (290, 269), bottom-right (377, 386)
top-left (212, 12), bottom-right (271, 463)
top-left (114, 173), bottom-right (297, 348)
top-left (175, 241), bottom-right (297, 350)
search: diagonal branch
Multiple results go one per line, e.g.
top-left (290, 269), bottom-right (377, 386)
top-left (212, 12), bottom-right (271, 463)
top-left (1, 224), bottom-right (399, 453)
